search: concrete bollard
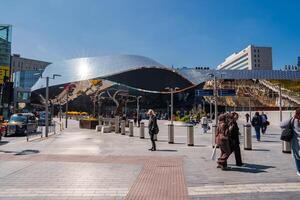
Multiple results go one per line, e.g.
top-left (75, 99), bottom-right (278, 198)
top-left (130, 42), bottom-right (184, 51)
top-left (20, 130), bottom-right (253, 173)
top-left (243, 124), bottom-right (252, 150)
top-left (121, 120), bottom-right (126, 135)
top-left (168, 124), bottom-right (174, 144)
top-left (129, 121), bottom-right (134, 137)
top-left (211, 124), bottom-right (217, 148)
top-left (282, 141), bottom-right (291, 153)
top-left (187, 125), bottom-right (194, 146)
top-left (140, 122), bottom-right (145, 139)
top-left (115, 116), bottom-right (120, 134)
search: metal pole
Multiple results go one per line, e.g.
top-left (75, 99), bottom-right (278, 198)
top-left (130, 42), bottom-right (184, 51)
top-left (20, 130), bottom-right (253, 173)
top-left (209, 99), bottom-right (212, 121)
top-left (249, 98), bottom-right (251, 119)
top-left (136, 97), bottom-right (139, 127)
top-left (279, 84), bottom-right (282, 122)
top-left (45, 77), bottom-right (49, 137)
top-left (171, 88), bottom-right (174, 125)
top-left (214, 76), bottom-right (218, 124)
top-left (59, 100), bottom-right (62, 122)
top-left (65, 92), bottom-right (68, 128)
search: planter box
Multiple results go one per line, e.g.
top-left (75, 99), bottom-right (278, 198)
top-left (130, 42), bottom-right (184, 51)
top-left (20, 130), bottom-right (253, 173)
top-left (79, 120), bottom-right (99, 129)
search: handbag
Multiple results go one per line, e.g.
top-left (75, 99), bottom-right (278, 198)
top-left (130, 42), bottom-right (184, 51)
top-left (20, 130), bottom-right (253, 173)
top-left (280, 118), bottom-right (295, 142)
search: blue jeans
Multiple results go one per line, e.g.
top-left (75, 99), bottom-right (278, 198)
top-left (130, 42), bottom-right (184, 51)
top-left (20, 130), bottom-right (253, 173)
top-left (254, 126), bottom-right (261, 141)
top-left (295, 157), bottom-right (300, 173)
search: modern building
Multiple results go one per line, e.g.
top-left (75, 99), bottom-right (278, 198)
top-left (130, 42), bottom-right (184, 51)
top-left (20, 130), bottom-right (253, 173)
top-left (298, 56), bottom-right (300, 67)
top-left (217, 45), bottom-right (273, 70)
top-left (12, 54), bottom-right (51, 111)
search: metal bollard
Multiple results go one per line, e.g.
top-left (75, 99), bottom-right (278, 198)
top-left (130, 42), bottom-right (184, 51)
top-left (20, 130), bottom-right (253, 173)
top-left (168, 124), bottom-right (174, 144)
top-left (121, 120), bottom-right (126, 135)
top-left (129, 121), bottom-right (134, 137)
top-left (211, 124), bottom-right (217, 148)
top-left (243, 124), bottom-right (252, 150)
top-left (282, 141), bottom-right (291, 153)
top-left (140, 122), bottom-right (145, 139)
top-left (187, 125), bottom-right (194, 146)
top-left (115, 116), bottom-right (120, 134)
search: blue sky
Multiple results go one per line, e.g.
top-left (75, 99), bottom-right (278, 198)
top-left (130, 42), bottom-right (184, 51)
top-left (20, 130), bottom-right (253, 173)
top-left (1, 0), bottom-right (300, 69)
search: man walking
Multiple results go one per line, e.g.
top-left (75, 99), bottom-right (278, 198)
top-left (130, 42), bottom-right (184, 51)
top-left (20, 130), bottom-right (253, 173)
top-left (251, 112), bottom-right (262, 141)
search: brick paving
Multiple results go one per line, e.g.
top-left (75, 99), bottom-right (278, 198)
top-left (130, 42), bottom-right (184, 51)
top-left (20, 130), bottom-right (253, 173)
top-left (0, 119), bottom-right (300, 199)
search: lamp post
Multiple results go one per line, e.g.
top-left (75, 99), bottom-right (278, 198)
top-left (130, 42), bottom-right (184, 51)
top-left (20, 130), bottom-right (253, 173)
top-left (165, 87), bottom-right (179, 144)
top-left (136, 96), bottom-right (142, 127)
top-left (59, 84), bottom-right (74, 129)
top-left (34, 73), bottom-right (61, 137)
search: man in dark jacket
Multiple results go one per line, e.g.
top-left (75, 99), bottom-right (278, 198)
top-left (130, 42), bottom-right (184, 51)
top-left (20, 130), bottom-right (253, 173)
top-left (147, 109), bottom-right (159, 151)
top-left (251, 112), bottom-right (262, 141)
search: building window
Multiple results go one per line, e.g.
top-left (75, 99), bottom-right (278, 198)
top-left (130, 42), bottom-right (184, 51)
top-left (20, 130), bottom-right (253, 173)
top-left (257, 49), bottom-right (259, 52)
top-left (255, 64), bottom-right (257, 67)
top-left (254, 59), bottom-right (256, 62)
top-left (258, 54), bottom-right (260, 57)
top-left (258, 64), bottom-right (260, 67)
top-left (258, 59), bottom-right (260, 63)
top-left (254, 49), bottom-right (256, 52)
top-left (254, 54), bottom-right (256, 57)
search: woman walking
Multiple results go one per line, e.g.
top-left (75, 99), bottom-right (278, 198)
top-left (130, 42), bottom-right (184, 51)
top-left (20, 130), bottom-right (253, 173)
top-left (281, 108), bottom-right (300, 176)
top-left (229, 112), bottom-right (243, 166)
top-left (147, 109), bottom-right (159, 151)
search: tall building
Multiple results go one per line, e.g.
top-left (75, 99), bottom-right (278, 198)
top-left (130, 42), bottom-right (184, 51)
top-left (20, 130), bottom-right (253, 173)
top-left (0, 24), bottom-right (12, 119)
top-left (12, 54), bottom-right (51, 111)
top-left (217, 45), bottom-right (273, 70)
top-left (298, 56), bottom-right (300, 67)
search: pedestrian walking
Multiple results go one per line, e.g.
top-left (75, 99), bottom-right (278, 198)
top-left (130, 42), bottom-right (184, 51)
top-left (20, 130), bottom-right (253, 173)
top-left (245, 113), bottom-right (250, 123)
top-left (229, 112), bottom-right (243, 166)
top-left (251, 112), bottom-right (262, 141)
top-left (280, 108), bottom-right (300, 176)
top-left (147, 109), bottom-right (159, 151)
top-left (261, 112), bottom-right (269, 134)
top-left (201, 115), bottom-right (209, 133)
top-left (215, 113), bottom-right (232, 170)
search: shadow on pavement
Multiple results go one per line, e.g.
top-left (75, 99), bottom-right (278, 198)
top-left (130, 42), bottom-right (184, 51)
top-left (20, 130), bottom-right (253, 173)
top-left (251, 149), bottom-right (270, 152)
top-left (15, 149), bottom-right (40, 156)
top-left (261, 140), bottom-right (280, 143)
top-left (156, 149), bottom-right (178, 152)
top-left (0, 141), bottom-right (9, 146)
top-left (228, 163), bottom-right (275, 173)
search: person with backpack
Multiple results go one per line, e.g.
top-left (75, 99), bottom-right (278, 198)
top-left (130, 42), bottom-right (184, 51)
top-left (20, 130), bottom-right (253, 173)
top-left (215, 113), bottom-right (232, 170)
top-left (251, 112), bottom-right (262, 141)
top-left (280, 108), bottom-right (300, 176)
top-left (261, 112), bottom-right (268, 134)
top-left (147, 109), bottom-right (159, 151)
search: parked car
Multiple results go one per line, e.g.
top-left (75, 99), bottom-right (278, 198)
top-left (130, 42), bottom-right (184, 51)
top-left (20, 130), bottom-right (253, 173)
top-left (6, 113), bottom-right (38, 136)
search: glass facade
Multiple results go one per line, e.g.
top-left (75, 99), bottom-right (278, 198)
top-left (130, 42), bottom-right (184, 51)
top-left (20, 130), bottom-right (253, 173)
top-left (0, 25), bottom-right (12, 66)
top-left (14, 70), bottom-right (41, 89)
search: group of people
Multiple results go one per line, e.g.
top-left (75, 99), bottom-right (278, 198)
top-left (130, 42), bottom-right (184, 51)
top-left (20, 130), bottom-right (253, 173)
top-left (249, 112), bottom-right (269, 141)
top-left (215, 112), bottom-right (243, 170)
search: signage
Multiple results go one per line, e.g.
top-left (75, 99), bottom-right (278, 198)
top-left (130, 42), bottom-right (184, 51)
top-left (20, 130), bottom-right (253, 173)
top-left (218, 89), bottom-right (236, 96)
top-left (195, 89), bottom-right (214, 96)
top-left (0, 66), bottom-right (10, 84)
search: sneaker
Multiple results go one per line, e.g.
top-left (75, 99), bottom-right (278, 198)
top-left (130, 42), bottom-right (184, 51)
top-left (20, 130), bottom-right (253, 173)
top-left (297, 172), bottom-right (300, 177)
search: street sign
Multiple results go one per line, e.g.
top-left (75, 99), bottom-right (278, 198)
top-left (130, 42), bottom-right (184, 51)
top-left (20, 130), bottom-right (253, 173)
top-left (218, 89), bottom-right (236, 96)
top-left (195, 89), bottom-right (214, 96)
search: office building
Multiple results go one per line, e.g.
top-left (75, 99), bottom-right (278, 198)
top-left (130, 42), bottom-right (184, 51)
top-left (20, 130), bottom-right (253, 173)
top-left (217, 45), bottom-right (273, 70)
top-left (12, 54), bottom-right (50, 111)
top-left (298, 56), bottom-right (300, 67)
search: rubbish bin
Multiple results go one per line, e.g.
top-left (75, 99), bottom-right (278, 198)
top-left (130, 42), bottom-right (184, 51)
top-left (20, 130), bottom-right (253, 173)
top-left (121, 120), bottom-right (125, 135)
top-left (211, 124), bottom-right (217, 148)
top-left (129, 121), bottom-right (134, 137)
top-left (243, 123), bottom-right (252, 150)
top-left (282, 141), bottom-right (291, 153)
top-left (187, 125), bottom-right (194, 146)
top-left (140, 122), bottom-right (145, 139)
top-left (115, 116), bottom-right (120, 134)
top-left (168, 124), bottom-right (174, 144)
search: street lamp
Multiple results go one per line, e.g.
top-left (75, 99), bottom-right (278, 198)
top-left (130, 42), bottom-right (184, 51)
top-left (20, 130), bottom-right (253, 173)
top-left (34, 73), bottom-right (61, 137)
top-left (98, 92), bottom-right (106, 117)
top-left (136, 96), bottom-right (142, 127)
top-left (165, 87), bottom-right (180, 125)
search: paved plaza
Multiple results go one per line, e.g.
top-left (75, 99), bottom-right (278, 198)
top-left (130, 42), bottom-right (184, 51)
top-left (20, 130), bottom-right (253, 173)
top-left (0, 119), bottom-right (300, 200)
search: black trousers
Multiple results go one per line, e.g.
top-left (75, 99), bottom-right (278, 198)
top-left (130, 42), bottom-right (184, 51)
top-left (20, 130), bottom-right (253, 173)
top-left (150, 134), bottom-right (156, 150)
top-left (233, 144), bottom-right (243, 166)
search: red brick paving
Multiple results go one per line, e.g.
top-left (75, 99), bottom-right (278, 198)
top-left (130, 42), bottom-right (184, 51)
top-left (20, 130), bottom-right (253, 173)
top-left (0, 154), bottom-right (188, 200)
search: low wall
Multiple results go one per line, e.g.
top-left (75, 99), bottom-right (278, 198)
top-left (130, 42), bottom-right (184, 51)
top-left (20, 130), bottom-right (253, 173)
top-left (236, 110), bottom-right (295, 126)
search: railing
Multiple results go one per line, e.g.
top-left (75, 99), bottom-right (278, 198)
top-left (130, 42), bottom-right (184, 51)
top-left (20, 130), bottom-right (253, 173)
top-left (26, 121), bottom-right (64, 142)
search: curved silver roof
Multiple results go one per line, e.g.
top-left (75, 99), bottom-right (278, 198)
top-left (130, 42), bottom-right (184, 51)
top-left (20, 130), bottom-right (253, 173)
top-left (31, 55), bottom-right (166, 91)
